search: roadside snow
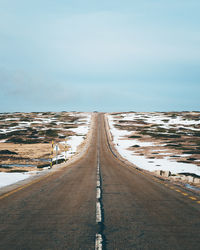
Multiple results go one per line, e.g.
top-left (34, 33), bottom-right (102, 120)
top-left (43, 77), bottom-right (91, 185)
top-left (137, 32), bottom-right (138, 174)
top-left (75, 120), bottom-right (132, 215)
top-left (53, 113), bottom-right (91, 161)
top-left (70, 125), bottom-right (89, 135)
top-left (115, 144), bottom-right (200, 175)
top-left (107, 114), bottom-right (200, 176)
top-left (0, 113), bottom-right (92, 188)
top-left (55, 136), bottom-right (85, 161)
top-left (0, 172), bottom-right (32, 188)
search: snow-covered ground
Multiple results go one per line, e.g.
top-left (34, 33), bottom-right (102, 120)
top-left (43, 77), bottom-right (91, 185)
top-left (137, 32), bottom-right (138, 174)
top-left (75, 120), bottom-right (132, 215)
top-left (107, 114), bottom-right (200, 176)
top-left (0, 113), bottom-right (91, 188)
top-left (118, 112), bottom-right (200, 131)
top-left (53, 113), bottom-right (91, 161)
top-left (0, 172), bottom-right (31, 188)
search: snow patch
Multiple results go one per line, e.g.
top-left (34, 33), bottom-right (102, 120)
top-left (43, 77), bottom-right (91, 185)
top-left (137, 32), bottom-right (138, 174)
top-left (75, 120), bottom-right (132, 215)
top-left (107, 114), bottom-right (200, 176)
top-left (0, 172), bottom-right (32, 188)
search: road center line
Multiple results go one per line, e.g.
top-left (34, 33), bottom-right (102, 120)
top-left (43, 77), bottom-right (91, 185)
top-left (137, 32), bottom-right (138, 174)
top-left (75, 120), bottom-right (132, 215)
top-left (96, 201), bottom-right (102, 223)
top-left (95, 234), bottom-right (103, 250)
top-left (97, 187), bottom-right (101, 199)
top-left (95, 147), bottom-right (105, 250)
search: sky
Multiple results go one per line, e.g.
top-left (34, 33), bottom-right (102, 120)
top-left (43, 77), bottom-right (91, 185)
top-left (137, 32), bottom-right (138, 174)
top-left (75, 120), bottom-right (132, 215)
top-left (0, 0), bottom-right (200, 112)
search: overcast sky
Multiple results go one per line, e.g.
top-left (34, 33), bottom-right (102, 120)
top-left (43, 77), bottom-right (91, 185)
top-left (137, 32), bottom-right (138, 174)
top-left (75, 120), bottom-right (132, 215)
top-left (0, 0), bottom-right (199, 112)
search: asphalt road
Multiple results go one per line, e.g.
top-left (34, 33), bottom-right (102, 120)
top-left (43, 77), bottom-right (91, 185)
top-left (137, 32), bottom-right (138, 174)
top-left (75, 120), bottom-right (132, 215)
top-left (0, 113), bottom-right (200, 250)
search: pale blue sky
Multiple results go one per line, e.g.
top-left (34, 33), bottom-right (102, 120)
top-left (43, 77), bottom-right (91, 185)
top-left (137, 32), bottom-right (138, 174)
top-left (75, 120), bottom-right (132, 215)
top-left (0, 0), bottom-right (199, 112)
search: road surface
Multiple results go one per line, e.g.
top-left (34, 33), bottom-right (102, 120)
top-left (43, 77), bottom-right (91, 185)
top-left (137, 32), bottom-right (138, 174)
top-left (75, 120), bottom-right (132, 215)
top-left (0, 113), bottom-right (200, 249)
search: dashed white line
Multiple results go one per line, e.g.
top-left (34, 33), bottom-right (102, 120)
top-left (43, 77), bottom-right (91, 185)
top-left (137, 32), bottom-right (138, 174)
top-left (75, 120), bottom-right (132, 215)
top-left (95, 233), bottom-right (103, 250)
top-left (96, 201), bottom-right (102, 223)
top-left (95, 150), bottom-right (104, 249)
top-left (97, 187), bottom-right (101, 199)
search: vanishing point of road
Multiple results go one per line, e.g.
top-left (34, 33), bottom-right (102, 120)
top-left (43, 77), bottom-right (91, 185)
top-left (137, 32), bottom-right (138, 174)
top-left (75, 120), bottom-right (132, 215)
top-left (0, 113), bottom-right (200, 249)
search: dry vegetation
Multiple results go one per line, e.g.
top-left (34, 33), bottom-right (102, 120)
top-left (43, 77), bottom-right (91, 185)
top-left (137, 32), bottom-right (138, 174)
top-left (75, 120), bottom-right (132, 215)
top-left (0, 112), bottom-right (88, 172)
top-left (112, 112), bottom-right (200, 170)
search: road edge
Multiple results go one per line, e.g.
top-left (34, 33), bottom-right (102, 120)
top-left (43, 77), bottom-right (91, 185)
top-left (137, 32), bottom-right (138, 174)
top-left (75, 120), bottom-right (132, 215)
top-left (0, 113), bottom-right (96, 197)
top-left (104, 113), bottom-right (200, 196)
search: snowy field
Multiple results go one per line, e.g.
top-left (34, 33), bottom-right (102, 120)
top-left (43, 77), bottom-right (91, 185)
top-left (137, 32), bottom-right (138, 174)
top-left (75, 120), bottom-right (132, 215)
top-left (0, 112), bottom-right (91, 188)
top-left (0, 172), bottom-right (31, 188)
top-left (53, 114), bottom-right (91, 161)
top-left (107, 112), bottom-right (200, 176)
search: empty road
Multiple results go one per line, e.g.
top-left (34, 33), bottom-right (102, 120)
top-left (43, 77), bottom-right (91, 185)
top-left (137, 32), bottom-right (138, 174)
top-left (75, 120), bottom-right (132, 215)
top-left (0, 113), bottom-right (200, 249)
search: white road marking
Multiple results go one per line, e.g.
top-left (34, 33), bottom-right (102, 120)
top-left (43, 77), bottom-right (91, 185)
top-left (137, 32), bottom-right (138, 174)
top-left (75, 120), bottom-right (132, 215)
top-left (97, 187), bottom-right (101, 199)
top-left (96, 201), bottom-right (102, 223)
top-left (95, 149), bottom-right (103, 248)
top-left (95, 233), bottom-right (103, 250)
